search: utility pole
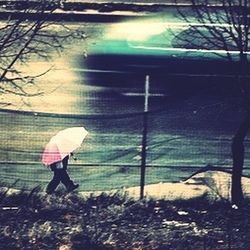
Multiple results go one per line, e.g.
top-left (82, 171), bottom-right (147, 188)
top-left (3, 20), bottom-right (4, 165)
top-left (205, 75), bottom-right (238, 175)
top-left (140, 75), bottom-right (150, 199)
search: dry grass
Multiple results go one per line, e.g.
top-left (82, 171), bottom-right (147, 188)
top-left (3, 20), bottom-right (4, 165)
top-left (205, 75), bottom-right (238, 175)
top-left (1, 188), bottom-right (250, 250)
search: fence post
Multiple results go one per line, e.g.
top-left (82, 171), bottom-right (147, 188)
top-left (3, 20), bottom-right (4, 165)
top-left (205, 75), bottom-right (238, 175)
top-left (140, 75), bottom-right (150, 199)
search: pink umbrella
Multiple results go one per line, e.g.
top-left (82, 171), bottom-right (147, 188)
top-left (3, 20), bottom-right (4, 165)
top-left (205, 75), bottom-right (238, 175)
top-left (42, 127), bottom-right (88, 166)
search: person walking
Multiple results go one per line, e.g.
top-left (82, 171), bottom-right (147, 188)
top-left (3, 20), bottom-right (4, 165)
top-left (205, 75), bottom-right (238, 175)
top-left (42, 127), bottom-right (88, 194)
top-left (46, 154), bottom-right (79, 194)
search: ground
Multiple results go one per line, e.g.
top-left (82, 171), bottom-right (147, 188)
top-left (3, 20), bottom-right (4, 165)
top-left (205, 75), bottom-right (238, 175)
top-left (1, 189), bottom-right (250, 250)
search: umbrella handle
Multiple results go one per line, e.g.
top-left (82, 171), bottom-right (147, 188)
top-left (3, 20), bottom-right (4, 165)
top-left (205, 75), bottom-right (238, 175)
top-left (70, 152), bottom-right (77, 161)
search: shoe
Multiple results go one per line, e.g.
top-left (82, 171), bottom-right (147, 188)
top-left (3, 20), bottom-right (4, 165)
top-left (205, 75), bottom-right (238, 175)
top-left (67, 184), bottom-right (79, 192)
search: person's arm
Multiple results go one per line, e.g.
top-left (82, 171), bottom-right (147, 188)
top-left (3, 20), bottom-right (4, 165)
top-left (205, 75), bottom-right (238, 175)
top-left (62, 156), bottom-right (69, 169)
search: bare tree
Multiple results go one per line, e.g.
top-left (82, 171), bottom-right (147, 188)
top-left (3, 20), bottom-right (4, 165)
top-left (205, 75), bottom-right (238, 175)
top-left (0, 0), bottom-right (86, 96)
top-left (175, 0), bottom-right (250, 206)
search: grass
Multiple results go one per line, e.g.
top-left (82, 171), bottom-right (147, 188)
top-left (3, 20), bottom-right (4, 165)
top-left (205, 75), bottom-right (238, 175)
top-left (1, 90), bottom-right (247, 193)
top-left (1, 189), bottom-right (250, 249)
top-left (0, 162), bottom-right (213, 192)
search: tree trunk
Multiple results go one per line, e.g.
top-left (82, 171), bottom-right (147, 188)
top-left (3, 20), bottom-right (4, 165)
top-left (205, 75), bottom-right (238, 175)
top-left (231, 113), bottom-right (250, 206)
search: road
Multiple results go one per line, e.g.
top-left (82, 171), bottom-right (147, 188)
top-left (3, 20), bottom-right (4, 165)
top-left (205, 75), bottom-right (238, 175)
top-left (0, 20), bottom-right (248, 191)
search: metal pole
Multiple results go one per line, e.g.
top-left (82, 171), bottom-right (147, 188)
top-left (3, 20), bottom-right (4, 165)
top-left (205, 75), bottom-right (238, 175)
top-left (144, 75), bottom-right (149, 112)
top-left (140, 75), bottom-right (149, 199)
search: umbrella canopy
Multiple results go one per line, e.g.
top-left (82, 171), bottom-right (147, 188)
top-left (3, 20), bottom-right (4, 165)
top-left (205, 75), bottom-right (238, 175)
top-left (42, 127), bottom-right (88, 166)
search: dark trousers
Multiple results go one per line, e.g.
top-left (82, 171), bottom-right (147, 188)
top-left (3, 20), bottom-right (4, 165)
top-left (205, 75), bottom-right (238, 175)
top-left (46, 156), bottom-right (73, 192)
top-left (46, 169), bottom-right (74, 192)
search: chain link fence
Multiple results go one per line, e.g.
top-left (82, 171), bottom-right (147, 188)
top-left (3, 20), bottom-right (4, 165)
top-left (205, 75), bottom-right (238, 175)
top-left (2, 89), bottom-right (250, 193)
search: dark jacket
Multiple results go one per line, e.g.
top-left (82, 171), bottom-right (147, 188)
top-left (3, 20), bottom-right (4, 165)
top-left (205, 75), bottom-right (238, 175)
top-left (50, 155), bottom-right (69, 171)
top-left (62, 155), bottom-right (69, 169)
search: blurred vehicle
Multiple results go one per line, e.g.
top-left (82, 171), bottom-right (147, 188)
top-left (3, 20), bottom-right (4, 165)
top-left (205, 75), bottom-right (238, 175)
top-left (80, 16), bottom-right (250, 96)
